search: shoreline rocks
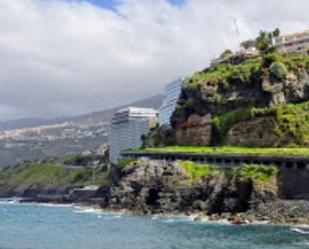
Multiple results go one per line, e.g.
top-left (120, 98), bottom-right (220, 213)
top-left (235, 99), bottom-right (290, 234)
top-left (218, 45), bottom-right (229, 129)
top-left (2, 158), bottom-right (309, 225)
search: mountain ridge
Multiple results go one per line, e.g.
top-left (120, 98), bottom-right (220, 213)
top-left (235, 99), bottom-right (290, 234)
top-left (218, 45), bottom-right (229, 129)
top-left (0, 94), bottom-right (163, 132)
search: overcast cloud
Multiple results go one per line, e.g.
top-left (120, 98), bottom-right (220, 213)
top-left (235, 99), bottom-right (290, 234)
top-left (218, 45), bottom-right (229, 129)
top-left (0, 0), bottom-right (308, 120)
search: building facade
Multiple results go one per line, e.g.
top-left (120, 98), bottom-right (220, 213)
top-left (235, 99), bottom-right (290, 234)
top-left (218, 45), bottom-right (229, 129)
top-left (159, 78), bottom-right (184, 126)
top-left (109, 107), bottom-right (158, 163)
top-left (275, 29), bottom-right (309, 55)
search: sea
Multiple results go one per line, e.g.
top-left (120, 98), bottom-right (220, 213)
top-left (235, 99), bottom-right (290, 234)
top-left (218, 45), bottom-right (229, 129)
top-left (0, 200), bottom-right (308, 249)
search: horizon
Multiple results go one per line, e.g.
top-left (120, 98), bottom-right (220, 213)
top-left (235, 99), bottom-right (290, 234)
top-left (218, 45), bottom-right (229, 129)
top-left (0, 0), bottom-right (309, 121)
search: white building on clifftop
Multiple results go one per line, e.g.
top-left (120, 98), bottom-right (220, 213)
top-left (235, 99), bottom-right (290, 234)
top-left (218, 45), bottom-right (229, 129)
top-left (275, 29), bottom-right (309, 55)
top-left (109, 107), bottom-right (158, 163)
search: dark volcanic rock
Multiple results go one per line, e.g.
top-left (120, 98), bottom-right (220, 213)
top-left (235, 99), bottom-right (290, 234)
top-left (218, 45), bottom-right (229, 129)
top-left (103, 159), bottom-right (275, 216)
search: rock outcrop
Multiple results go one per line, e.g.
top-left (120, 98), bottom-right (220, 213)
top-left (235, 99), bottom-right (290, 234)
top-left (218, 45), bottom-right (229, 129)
top-left (99, 159), bottom-right (309, 224)
top-left (224, 117), bottom-right (279, 147)
top-left (102, 159), bottom-right (278, 215)
top-left (169, 54), bottom-right (309, 147)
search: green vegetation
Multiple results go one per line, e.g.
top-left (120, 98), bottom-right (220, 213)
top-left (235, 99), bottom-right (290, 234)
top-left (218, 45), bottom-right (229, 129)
top-left (175, 161), bottom-right (278, 185)
top-left (269, 61), bottom-right (288, 79)
top-left (221, 49), bottom-right (234, 58)
top-left (117, 159), bottom-right (135, 169)
top-left (250, 101), bottom-right (309, 145)
top-left (263, 53), bottom-right (309, 72)
top-left (5, 164), bottom-right (73, 187)
top-left (0, 161), bottom-right (111, 190)
top-left (176, 161), bottom-right (220, 184)
top-left (184, 57), bottom-right (262, 88)
top-left (212, 108), bottom-right (253, 143)
top-left (211, 101), bottom-right (309, 145)
top-left (184, 53), bottom-right (309, 90)
top-left (255, 28), bottom-right (280, 54)
top-left (138, 145), bottom-right (309, 156)
top-left (233, 164), bottom-right (278, 182)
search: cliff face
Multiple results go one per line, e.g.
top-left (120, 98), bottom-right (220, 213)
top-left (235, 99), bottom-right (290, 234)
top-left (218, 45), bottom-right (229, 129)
top-left (171, 54), bottom-right (309, 146)
top-left (175, 114), bottom-right (212, 145)
top-left (104, 159), bottom-right (279, 215)
top-left (101, 159), bottom-right (309, 223)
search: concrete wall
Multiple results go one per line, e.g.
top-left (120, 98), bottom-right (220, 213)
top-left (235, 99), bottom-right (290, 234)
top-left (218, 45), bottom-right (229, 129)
top-left (279, 167), bottom-right (309, 199)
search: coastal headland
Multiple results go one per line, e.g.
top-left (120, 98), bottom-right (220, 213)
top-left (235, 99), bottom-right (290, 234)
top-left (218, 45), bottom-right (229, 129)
top-left (1, 30), bottom-right (309, 225)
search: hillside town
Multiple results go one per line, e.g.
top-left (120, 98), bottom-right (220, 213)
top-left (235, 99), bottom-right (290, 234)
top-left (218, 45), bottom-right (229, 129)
top-left (0, 118), bottom-right (109, 167)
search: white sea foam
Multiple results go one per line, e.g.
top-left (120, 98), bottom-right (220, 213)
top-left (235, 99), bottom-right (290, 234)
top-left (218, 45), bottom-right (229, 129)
top-left (39, 203), bottom-right (72, 208)
top-left (294, 224), bottom-right (309, 229)
top-left (291, 227), bottom-right (309, 234)
top-left (0, 198), bottom-right (22, 205)
top-left (163, 218), bottom-right (177, 223)
top-left (73, 206), bottom-right (103, 214)
top-left (72, 206), bottom-right (124, 219)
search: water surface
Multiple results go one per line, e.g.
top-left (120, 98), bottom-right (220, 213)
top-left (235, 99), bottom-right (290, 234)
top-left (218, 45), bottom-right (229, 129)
top-left (0, 200), bottom-right (308, 249)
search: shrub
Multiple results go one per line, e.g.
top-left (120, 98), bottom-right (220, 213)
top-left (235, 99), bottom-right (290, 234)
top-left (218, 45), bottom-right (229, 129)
top-left (178, 161), bottom-right (220, 184)
top-left (234, 164), bottom-right (278, 182)
top-left (212, 108), bottom-right (253, 144)
top-left (117, 159), bottom-right (134, 169)
top-left (262, 53), bottom-right (284, 67)
top-left (269, 61), bottom-right (288, 79)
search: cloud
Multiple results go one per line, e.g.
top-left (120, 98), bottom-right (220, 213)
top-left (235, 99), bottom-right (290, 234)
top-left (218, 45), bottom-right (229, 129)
top-left (0, 0), bottom-right (308, 120)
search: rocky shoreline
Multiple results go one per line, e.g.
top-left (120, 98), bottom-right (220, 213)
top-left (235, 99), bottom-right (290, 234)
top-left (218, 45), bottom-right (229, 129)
top-left (3, 197), bottom-right (308, 226)
top-left (3, 158), bottom-right (308, 225)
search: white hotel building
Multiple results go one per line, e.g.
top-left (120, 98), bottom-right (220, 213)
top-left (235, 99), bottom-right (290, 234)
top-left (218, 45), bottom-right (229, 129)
top-left (109, 107), bottom-right (158, 163)
top-left (274, 29), bottom-right (309, 55)
top-left (159, 78), bottom-right (184, 126)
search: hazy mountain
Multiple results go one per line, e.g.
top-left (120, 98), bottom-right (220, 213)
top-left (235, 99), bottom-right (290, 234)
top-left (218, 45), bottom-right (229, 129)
top-left (0, 117), bottom-right (70, 132)
top-left (0, 94), bottom-right (162, 131)
top-left (71, 94), bottom-right (163, 124)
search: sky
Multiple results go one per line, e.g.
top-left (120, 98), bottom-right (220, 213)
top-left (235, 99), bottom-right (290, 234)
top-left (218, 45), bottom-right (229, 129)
top-left (0, 0), bottom-right (308, 121)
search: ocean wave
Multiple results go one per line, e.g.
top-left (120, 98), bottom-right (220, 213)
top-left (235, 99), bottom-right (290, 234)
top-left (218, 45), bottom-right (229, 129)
top-left (158, 214), bottom-right (235, 225)
top-left (0, 200), bottom-right (74, 209)
top-left (291, 228), bottom-right (309, 234)
top-left (0, 198), bottom-right (22, 205)
top-left (291, 225), bottom-right (309, 234)
top-left (73, 206), bottom-right (103, 214)
top-left (160, 215), bottom-right (206, 224)
top-left (39, 203), bottom-right (72, 208)
top-left (293, 224), bottom-right (309, 228)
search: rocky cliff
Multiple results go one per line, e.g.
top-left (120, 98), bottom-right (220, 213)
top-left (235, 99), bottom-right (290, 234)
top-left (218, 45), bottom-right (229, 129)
top-left (1, 156), bottom-right (308, 224)
top-left (101, 159), bottom-right (309, 224)
top-left (170, 53), bottom-right (309, 147)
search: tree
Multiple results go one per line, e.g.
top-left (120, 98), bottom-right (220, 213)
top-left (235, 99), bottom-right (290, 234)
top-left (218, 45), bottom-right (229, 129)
top-left (255, 28), bottom-right (281, 54)
top-left (272, 28), bottom-right (281, 38)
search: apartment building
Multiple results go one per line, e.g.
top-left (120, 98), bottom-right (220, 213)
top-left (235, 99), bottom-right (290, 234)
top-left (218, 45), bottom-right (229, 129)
top-left (109, 107), bottom-right (158, 163)
top-left (159, 78), bottom-right (184, 126)
top-left (275, 29), bottom-right (309, 55)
